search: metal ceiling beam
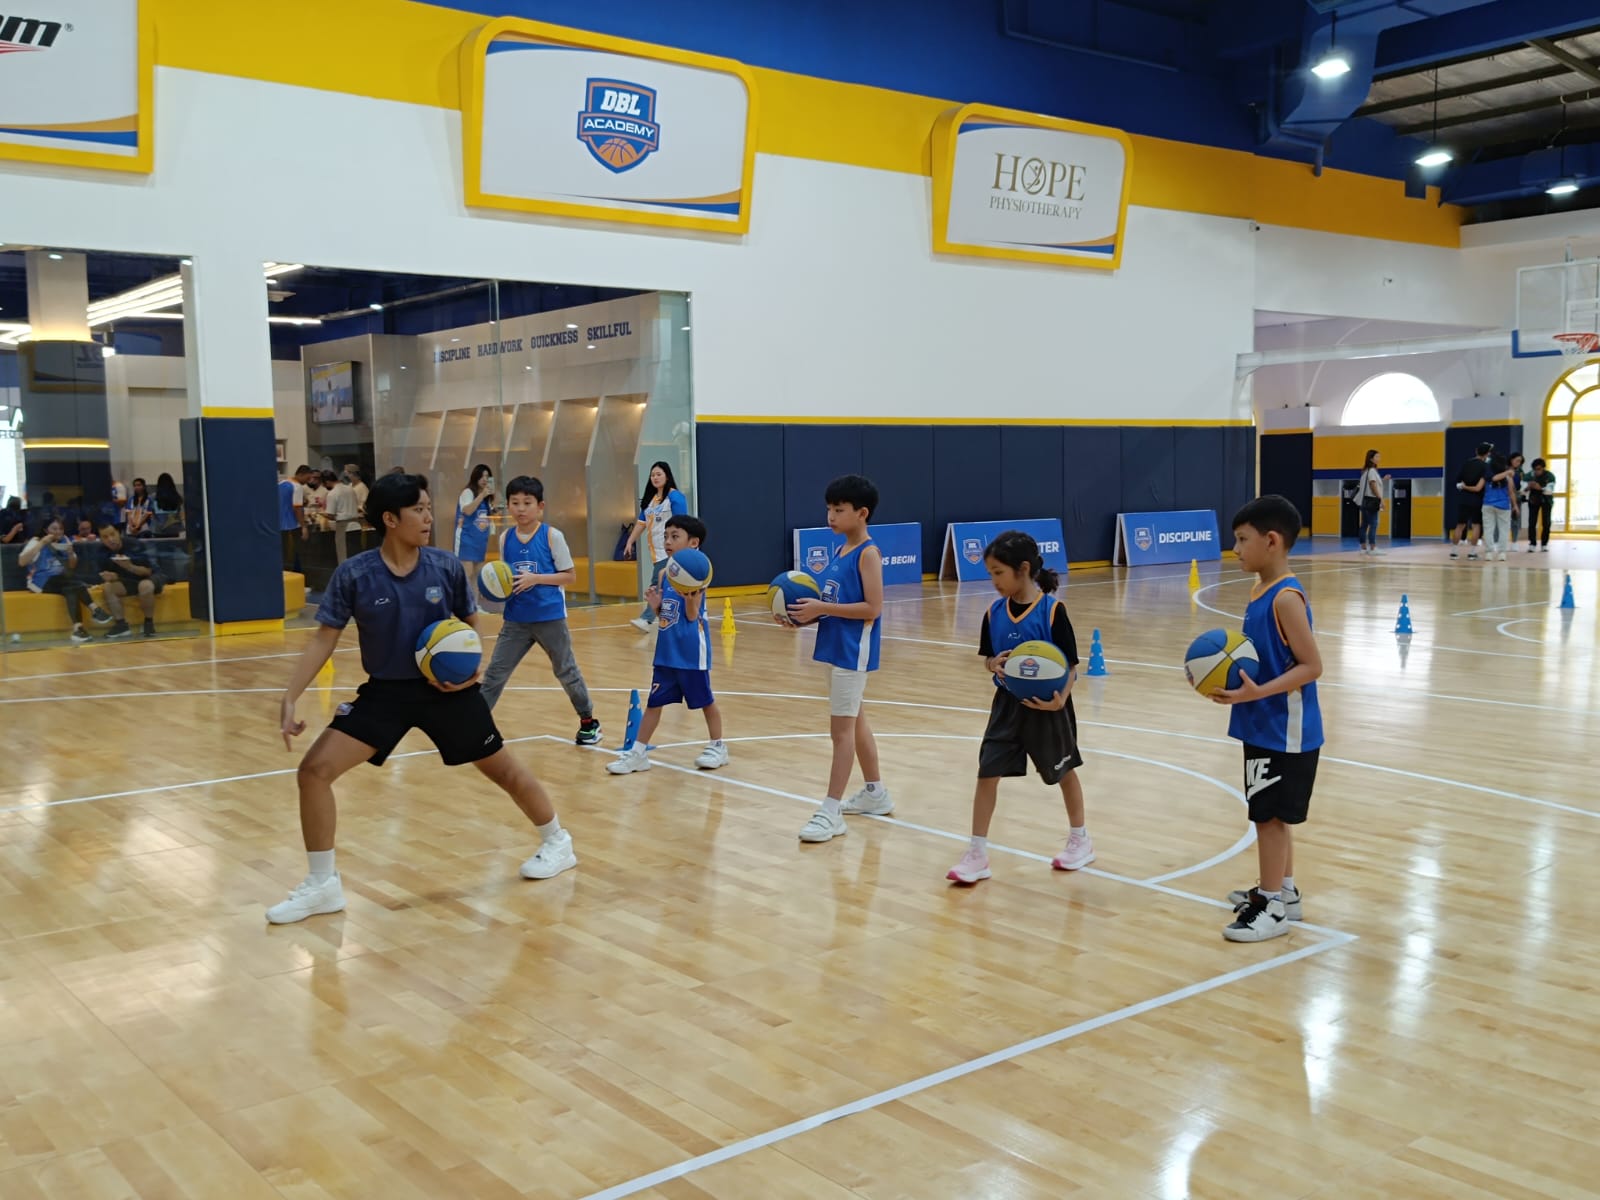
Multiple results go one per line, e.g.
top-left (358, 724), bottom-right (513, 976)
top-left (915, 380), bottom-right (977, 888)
top-left (1391, 84), bottom-right (1600, 134)
top-left (1528, 36), bottom-right (1600, 84)
top-left (1355, 59), bottom-right (1577, 116)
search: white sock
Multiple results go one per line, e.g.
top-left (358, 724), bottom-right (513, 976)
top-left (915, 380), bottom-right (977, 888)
top-left (1071, 826), bottom-right (1087, 838)
top-left (822, 797), bottom-right (843, 817)
top-left (1283, 875), bottom-right (1296, 893)
top-left (307, 849), bottom-right (336, 882)
top-left (709, 739), bottom-right (724, 748)
top-left (537, 816), bottom-right (563, 840)
top-left (1260, 889), bottom-right (1282, 901)
top-left (970, 835), bottom-right (987, 853)
top-left (865, 781), bottom-right (886, 796)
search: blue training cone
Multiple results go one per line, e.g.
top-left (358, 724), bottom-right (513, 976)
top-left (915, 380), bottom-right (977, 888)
top-left (623, 688), bottom-right (643, 751)
top-left (1561, 574), bottom-right (1576, 610)
top-left (1086, 628), bottom-right (1109, 677)
top-left (1394, 594), bottom-right (1414, 636)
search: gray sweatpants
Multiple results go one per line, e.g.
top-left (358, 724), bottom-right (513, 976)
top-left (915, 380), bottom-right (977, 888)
top-left (479, 618), bottom-right (593, 717)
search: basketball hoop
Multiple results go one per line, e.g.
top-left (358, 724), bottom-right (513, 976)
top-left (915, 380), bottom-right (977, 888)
top-left (1552, 331), bottom-right (1600, 356)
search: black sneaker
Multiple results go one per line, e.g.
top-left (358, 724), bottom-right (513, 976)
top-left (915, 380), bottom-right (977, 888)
top-left (105, 620), bottom-right (133, 640)
top-left (89, 604), bottom-right (114, 625)
top-left (142, 620), bottom-right (156, 638)
top-left (575, 717), bottom-right (603, 746)
top-left (1227, 883), bottom-right (1302, 920)
top-left (1223, 888), bottom-right (1289, 943)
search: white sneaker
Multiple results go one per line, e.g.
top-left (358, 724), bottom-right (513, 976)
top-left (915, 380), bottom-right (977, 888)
top-left (841, 785), bottom-right (893, 815)
top-left (946, 846), bottom-right (991, 883)
top-left (1052, 830), bottom-right (1096, 871)
top-left (266, 873), bottom-right (346, 924)
top-left (69, 628), bottom-right (92, 645)
top-left (798, 808), bottom-right (846, 842)
top-left (606, 745), bottom-right (651, 775)
top-left (520, 830), bottom-right (577, 879)
top-left (1223, 888), bottom-right (1289, 942)
top-left (1228, 883), bottom-right (1302, 921)
top-left (629, 616), bottom-right (655, 633)
top-left (694, 741), bottom-right (729, 770)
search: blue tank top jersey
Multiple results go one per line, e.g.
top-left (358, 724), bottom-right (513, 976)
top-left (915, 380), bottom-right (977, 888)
top-left (278, 479), bottom-right (298, 532)
top-left (654, 589), bottom-right (712, 671)
top-left (501, 524), bottom-right (567, 623)
top-left (455, 497), bottom-right (492, 558)
top-left (316, 546), bottom-right (475, 681)
top-left (986, 594), bottom-right (1063, 689)
top-left (813, 539), bottom-right (881, 672)
top-left (1484, 473), bottom-right (1511, 509)
top-left (1229, 574), bottom-right (1324, 754)
top-left (26, 539), bottom-right (71, 589)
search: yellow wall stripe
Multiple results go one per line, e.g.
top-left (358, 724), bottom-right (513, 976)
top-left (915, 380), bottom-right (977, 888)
top-left (1313, 431), bottom-right (1443, 470)
top-left (200, 406), bottom-right (273, 419)
top-left (141, 0), bottom-right (1461, 248)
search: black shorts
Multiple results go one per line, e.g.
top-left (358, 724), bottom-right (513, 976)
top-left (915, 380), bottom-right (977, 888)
top-left (330, 678), bottom-right (504, 767)
top-left (978, 688), bottom-right (1084, 785)
top-left (1243, 743), bottom-right (1319, 825)
top-left (1457, 500), bottom-right (1483, 527)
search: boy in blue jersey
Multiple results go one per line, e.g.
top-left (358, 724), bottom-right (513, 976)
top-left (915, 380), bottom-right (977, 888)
top-left (608, 514), bottom-right (728, 773)
top-left (1212, 495), bottom-right (1325, 943)
top-left (786, 475), bottom-right (890, 842)
top-left (266, 473), bottom-right (577, 925)
top-left (477, 476), bottom-right (602, 745)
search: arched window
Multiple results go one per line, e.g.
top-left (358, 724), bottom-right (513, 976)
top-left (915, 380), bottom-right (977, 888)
top-left (1541, 359), bottom-right (1600, 534)
top-left (1342, 373), bottom-right (1440, 425)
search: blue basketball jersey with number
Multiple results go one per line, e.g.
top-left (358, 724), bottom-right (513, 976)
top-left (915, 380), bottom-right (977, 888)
top-left (655, 589), bottom-right (712, 671)
top-left (501, 524), bottom-right (566, 623)
top-left (455, 498), bottom-right (492, 559)
top-left (813, 539), bottom-right (880, 672)
top-left (987, 594), bottom-right (1061, 689)
top-left (1230, 574), bottom-right (1324, 753)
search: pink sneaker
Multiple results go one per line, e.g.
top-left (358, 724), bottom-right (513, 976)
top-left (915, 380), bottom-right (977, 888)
top-left (1052, 831), bottom-right (1095, 871)
top-left (946, 846), bottom-right (991, 883)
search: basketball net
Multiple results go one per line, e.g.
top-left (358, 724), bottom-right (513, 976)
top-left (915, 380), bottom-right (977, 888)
top-left (1552, 331), bottom-right (1600, 356)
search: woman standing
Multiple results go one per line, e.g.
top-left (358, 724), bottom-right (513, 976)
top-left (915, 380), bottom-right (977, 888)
top-left (151, 473), bottom-right (184, 537)
top-left (622, 461), bottom-right (688, 632)
top-left (1355, 450), bottom-right (1386, 555)
top-left (454, 463), bottom-right (497, 578)
top-left (1482, 452), bottom-right (1514, 561)
top-left (1507, 452), bottom-right (1528, 547)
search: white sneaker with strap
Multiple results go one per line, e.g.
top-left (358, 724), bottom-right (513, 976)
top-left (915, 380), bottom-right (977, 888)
top-left (266, 873), bottom-right (346, 925)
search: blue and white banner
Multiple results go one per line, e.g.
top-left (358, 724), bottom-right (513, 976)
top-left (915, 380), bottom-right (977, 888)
top-left (1114, 509), bottom-right (1221, 566)
top-left (939, 519), bottom-right (1068, 583)
top-left (462, 18), bottom-right (756, 234)
top-left (794, 522), bottom-right (922, 586)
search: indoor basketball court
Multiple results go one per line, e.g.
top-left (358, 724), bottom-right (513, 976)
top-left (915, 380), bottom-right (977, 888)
top-left (3, 546), bottom-right (1596, 1198)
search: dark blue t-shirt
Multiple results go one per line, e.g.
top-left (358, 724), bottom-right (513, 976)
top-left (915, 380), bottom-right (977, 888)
top-left (317, 546), bottom-right (476, 680)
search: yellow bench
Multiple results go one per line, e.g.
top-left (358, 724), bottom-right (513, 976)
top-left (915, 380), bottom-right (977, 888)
top-left (3, 572), bottom-right (308, 634)
top-left (565, 558), bottom-right (641, 599)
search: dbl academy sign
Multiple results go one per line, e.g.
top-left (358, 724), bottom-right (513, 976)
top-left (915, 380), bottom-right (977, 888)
top-left (931, 102), bottom-right (1131, 271)
top-left (1114, 509), bottom-right (1222, 567)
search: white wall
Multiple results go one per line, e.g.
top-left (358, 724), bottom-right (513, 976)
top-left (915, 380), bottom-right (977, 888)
top-left (106, 355), bottom-right (188, 485)
top-left (271, 360), bottom-right (304, 470)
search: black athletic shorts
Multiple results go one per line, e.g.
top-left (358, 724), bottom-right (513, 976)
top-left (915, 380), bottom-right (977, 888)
top-left (1242, 743), bottom-right (1319, 825)
top-left (978, 687), bottom-right (1084, 785)
top-left (330, 678), bottom-right (504, 767)
top-left (1457, 500), bottom-right (1483, 528)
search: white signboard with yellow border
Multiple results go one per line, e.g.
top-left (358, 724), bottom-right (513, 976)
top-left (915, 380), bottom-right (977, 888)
top-left (460, 18), bottom-right (757, 235)
top-left (932, 103), bottom-right (1132, 270)
top-left (0, 0), bottom-right (152, 173)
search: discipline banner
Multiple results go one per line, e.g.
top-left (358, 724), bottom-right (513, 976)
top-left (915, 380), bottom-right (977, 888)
top-left (794, 522), bottom-right (922, 586)
top-left (0, 0), bottom-right (152, 173)
top-left (939, 519), bottom-right (1068, 583)
top-left (1114, 509), bottom-right (1222, 566)
top-left (460, 17), bottom-right (757, 233)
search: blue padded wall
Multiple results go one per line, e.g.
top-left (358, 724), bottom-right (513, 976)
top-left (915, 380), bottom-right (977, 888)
top-left (1118, 426), bottom-right (1177, 513)
top-left (1173, 427), bottom-right (1225, 513)
top-left (933, 425), bottom-right (1002, 539)
top-left (861, 424), bottom-right (936, 565)
top-left (182, 417), bottom-right (283, 623)
top-left (1062, 426), bottom-right (1123, 563)
top-left (1222, 426), bottom-right (1257, 529)
top-left (1000, 425), bottom-right (1065, 527)
top-left (697, 423), bottom-right (787, 586)
top-left (1444, 424), bottom-right (1521, 534)
top-left (1259, 432), bottom-right (1312, 529)
top-left (782, 424), bottom-right (862, 540)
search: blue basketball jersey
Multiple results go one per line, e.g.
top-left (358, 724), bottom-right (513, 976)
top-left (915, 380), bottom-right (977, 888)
top-left (455, 497), bottom-right (492, 559)
top-left (813, 539), bottom-right (881, 672)
top-left (501, 524), bottom-right (567, 623)
top-left (317, 546), bottom-right (474, 680)
top-left (1229, 574), bottom-right (1324, 753)
top-left (986, 594), bottom-right (1062, 689)
top-left (655, 589), bottom-right (712, 671)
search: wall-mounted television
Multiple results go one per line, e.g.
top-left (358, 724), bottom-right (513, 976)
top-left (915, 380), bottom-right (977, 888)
top-left (309, 362), bottom-right (356, 425)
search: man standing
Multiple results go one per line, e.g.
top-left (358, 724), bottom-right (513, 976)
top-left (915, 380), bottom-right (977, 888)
top-left (1450, 442), bottom-right (1491, 560)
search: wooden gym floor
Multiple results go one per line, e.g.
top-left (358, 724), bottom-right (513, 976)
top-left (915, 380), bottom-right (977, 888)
top-left (2, 543), bottom-right (1598, 1199)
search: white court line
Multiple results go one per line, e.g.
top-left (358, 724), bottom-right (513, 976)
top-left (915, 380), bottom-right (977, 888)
top-left (635, 731), bottom-right (1257, 890)
top-left (1496, 618), bottom-right (1549, 645)
top-left (1451, 600), bottom-right (1550, 617)
top-left (576, 930), bottom-right (1354, 1200)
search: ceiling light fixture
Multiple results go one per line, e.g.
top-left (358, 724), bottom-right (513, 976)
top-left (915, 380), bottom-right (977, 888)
top-left (1310, 13), bottom-right (1349, 79)
top-left (1547, 180), bottom-right (1580, 196)
top-left (369, 303), bottom-right (383, 311)
top-left (1414, 69), bottom-right (1452, 169)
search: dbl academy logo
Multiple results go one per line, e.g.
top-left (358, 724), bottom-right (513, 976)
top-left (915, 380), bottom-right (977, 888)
top-left (577, 78), bottom-right (660, 173)
top-left (806, 545), bottom-right (829, 574)
top-left (962, 537), bottom-right (985, 565)
top-left (0, 13), bottom-right (66, 53)
top-left (1134, 526), bottom-right (1153, 553)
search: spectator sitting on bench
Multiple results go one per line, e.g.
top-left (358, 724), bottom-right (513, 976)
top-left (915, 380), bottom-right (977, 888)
top-left (97, 524), bottom-right (162, 640)
top-left (0, 497), bottom-right (24, 545)
top-left (74, 519), bottom-right (99, 543)
top-left (18, 518), bottom-right (111, 644)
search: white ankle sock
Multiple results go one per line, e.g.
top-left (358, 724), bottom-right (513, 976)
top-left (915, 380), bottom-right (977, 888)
top-left (1260, 889), bottom-right (1282, 901)
top-left (1071, 826), bottom-right (1087, 838)
top-left (537, 816), bottom-right (563, 839)
top-left (1282, 876), bottom-right (1296, 892)
top-left (822, 797), bottom-right (843, 816)
top-left (307, 849), bottom-right (336, 882)
top-left (864, 781), bottom-right (885, 796)
top-left (970, 836), bottom-right (987, 853)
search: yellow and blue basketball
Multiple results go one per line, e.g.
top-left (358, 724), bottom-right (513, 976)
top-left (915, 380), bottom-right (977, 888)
top-left (478, 559), bottom-right (515, 607)
top-left (415, 617), bottom-right (482, 685)
top-left (1183, 628), bottom-right (1260, 697)
top-left (1001, 639), bottom-right (1071, 702)
top-left (664, 547), bottom-right (713, 593)
top-left (767, 570), bottom-right (821, 624)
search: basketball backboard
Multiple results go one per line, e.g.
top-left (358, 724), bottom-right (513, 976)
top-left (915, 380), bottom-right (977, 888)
top-left (1515, 258), bottom-right (1600, 357)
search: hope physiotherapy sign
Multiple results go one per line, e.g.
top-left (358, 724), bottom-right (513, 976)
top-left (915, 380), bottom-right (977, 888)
top-left (0, 0), bottom-right (153, 173)
top-left (1114, 510), bottom-right (1222, 567)
top-left (460, 17), bottom-right (758, 234)
top-left (939, 520), bottom-right (1068, 583)
top-left (794, 523), bottom-right (922, 587)
top-left (931, 102), bottom-right (1132, 270)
